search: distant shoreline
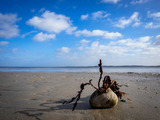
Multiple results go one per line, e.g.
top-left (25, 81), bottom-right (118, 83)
top-left (0, 66), bottom-right (160, 73)
top-left (0, 65), bottom-right (160, 68)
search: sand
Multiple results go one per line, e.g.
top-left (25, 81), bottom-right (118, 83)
top-left (0, 72), bottom-right (160, 120)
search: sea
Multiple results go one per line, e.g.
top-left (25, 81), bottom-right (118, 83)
top-left (0, 66), bottom-right (160, 73)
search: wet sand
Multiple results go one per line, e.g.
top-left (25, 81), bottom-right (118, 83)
top-left (0, 72), bottom-right (160, 120)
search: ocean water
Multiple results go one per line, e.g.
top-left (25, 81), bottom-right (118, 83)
top-left (0, 66), bottom-right (160, 73)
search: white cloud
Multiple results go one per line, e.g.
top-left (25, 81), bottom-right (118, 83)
top-left (145, 11), bottom-right (160, 29)
top-left (0, 41), bottom-right (9, 46)
top-left (75, 29), bottom-right (122, 39)
top-left (114, 12), bottom-right (141, 28)
top-left (101, 0), bottom-right (121, 4)
top-left (156, 35), bottom-right (160, 40)
top-left (65, 26), bottom-right (77, 35)
top-left (147, 11), bottom-right (160, 24)
top-left (145, 22), bottom-right (160, 29)
top-left (91, 11), bottom-right (110, 20)
top-left (39, 8), bottom-right (46, 13)
top-left (21, 31), bottom-right (37, 38)
top-left (77, 40), bottom-right (130, 58)
top-left (86, 41), bottom-right (108, 56)
top-left (79, 39), bottom-right (90, 50)
top-left (27, 10), bottom-right (76, 34)
top-left (56, 35), bottom-right (160, 66)
top-left (33, 32), bottom-right (56, 42)
top-left (80, 39), bottom-right (90, 44)
top-left (81, 14), bottom-right (89, 20)
top-left (56, 47), bottom-right (70, 54)
top-left (155, 34), bottom-right (160, 46)
top-left (81, 11), bottom-right (110, 20)
top-left (0, 13), bottom-right (20, 39)
top-left (148, 11), bottom-right (160, 18)
top-left (110, 36), bottom-right (152, 49)
top-left (131, 0), bottom-right (149, 5)
top-left (132, 22), bottom-right (141, 27)
top-left (81, 36), bottom-right (159, 57)
top-left (138, 36), bottom-right (151, 42)
top-left (83, 36), bottom-right (153, 56)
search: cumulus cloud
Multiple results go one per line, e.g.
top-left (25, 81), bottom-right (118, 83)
top-left (33, 32), bottom-right (56, 42)
top-left (91, 11), bottom-right (110, 20)
top-left (85, 41), bottom-right (108, 56)
top-left (56, 47), bottom-right (70, 54)
top-left (101, 0), bottom-right (121, 4)
top-left (79, 39), bottom-right (90, 50)
top-left (81, 11), bottom-right (110, 20)
top-left (156, 35), bottom-right (160, 39)
top-left (80, 39), bottom-right (90, 44)
top-left (145, 22), bottom-right (160, 29)
top-left (65, 26), bottom-right (77, 35)
top-left (155, 34), bottom-right (160, 46)
top-left (27, 10), bottom-right (76, 34)
top-left (0, 13), bottom-right (20, 39)
top-left (131, 0), bottom-right (149, 5)
top-left (77, 35), bottom-right (159, 58)
top-left (114, 12), bottom-right (141, 28)
top-left (0, 41), bottom-right (9, 46)
top-left (132, 22), bottom-right (141, 27)
top-left (145, 11), bottom-right (160, 29)
top-left (56, 35), bottom-right (160, 65)
top-left (39, 8), bottom-right (46, 13)
top-left (81, 14), bottom-right (89, 20)
top-left (109, 36), bottom-right (151, 49)
top-left (139, 36), bottom-right (151, 42)
top-left (107, 36), bottom-right (160, 57)
top-left (75, 29), bottom-right (122, 39)
top-left (148, 11), bottom-right (160, 19)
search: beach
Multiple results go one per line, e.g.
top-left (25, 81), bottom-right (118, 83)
top-left (0, 72), bottom-right (160, 120)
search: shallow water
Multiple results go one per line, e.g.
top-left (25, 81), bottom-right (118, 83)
top-left (0, 66), bottom-right (160, 73)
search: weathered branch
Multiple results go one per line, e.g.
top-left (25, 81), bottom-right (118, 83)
top-left (89, 79), bottom-right (100, 91)
top-left (63, 79), bottom-right (97, 111)
top-left (98, 59), bottom-right (103, 89)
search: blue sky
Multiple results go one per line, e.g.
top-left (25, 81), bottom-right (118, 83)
top-left (0, 0), bottom-right (160, 66)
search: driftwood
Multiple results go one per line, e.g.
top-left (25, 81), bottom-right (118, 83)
top-left (63, 59), bottom-right (132, 111)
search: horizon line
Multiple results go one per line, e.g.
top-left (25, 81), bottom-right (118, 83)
top-left (0, 65), bottom-right (160, 68)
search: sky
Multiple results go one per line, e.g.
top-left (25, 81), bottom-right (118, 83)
top-left (0, 0), bottom-right (160, 66)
